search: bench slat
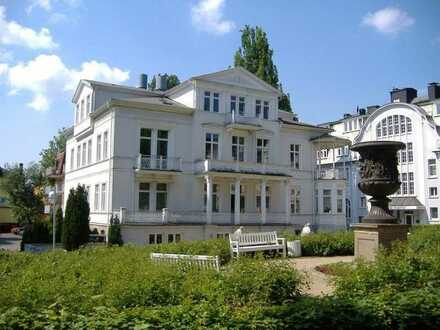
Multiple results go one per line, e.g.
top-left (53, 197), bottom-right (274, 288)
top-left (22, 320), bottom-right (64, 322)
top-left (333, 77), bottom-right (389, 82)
top-left (150, 252), bottom-right (220, 271)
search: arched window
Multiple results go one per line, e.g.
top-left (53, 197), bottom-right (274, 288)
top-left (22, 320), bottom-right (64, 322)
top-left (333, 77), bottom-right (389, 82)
top-left (376, 115), bottom-right (412, 138)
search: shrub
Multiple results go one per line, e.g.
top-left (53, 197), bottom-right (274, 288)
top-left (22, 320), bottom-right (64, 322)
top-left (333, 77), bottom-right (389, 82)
top-left (108, 215), bottom-right (123, 246)
top-left (281, 230), bottom-right (354, 256)
top-left (62, 186), bottom-right (90, 250)
top-left (55, 207), bottom-right (63, 243)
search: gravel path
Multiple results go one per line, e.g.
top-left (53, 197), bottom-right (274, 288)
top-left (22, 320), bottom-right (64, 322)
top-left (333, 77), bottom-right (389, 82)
top-left (289, 256), bottom-right (354, 296)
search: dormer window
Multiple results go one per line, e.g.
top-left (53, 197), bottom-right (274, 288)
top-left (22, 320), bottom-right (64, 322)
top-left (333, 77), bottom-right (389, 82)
top-left (238, 97), bottom-right (245, 115)
top-left (75, 104), bottom-right (80, 124)
top-left (86, 95), bottom-right (91, 114)
top-left (203, 91), bottom-right (219, 113)
top-left (255, 100), bottom-right (261, 118)
top-left (263, 101), bottom-right (269, 119)
top-left (256, 100), bottom-right (270, 119)
top-left (80, 99), bottom-right (85, 121)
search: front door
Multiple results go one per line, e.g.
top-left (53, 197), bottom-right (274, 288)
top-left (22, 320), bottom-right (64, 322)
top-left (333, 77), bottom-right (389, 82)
top-left (405, 213), bottom-right (414, 225)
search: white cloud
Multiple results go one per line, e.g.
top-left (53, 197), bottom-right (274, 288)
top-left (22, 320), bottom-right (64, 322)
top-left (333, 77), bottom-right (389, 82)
top-left (0, 49), bottom-right (13, 62)
top-left (26, 0), bottom-right (81, 13)
top-left (362, 7), bottom-right (415, 35)
top-left (0, 63), bottom-right (8, 76)
top-left (5, 54), bottom-right (129, 111)
top-left (191, 0), bottom-right (235, 35)
top-left (0, 6), bottom-right (58, 49)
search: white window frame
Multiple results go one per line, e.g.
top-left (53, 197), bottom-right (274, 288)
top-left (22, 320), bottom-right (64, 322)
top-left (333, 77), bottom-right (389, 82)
top-left (337, 189), bottom-right (343, 213)
top-left (256, 185), bottom-right (270, 212)
top-left (256, 138), bottom-right (269, 164)
top-left (87, 139), bottom-right (92, 164)
top-left (428, 159), bottom-right (437, 177)
top-left (86, 94), bottom-right (91, 114)
top-left (138, 183), bottom-right (150, 211)
top-left (290, 144), bottom-right (301, 169)
top-left (323, 189), bottom-right (332, 213)
top-left (204, 183), bottom-right (219, 212)
top-left (430, 207), bottom-right (438, 219)
top-left (429, 187), bottom-right (438, 198)
top-left (96, 134), bottom-right (102, 162)
top-left (94, 184), bottom-right (100, 211)
top-left (103, 131), bottom-right (108, 159)
top-left (148, 233), bottom-right (163, 244)
top-left (290, 188), bottom-right (300, 214)
top-left (232, 135), bottom-right (245, 162)
top-left (205, 133), bottom-right (219, 160)
top-left (82, 142), bottom-right (86, 166)
top-left (101, 183), bottom-right (106, 211)
top-left (77, 145), bottom-right (81, 168)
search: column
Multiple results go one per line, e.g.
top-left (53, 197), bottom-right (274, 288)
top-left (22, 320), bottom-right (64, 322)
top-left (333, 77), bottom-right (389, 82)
top-left (261, 179), bottom-right (267, 224)
top-left (234, 178), bottom-right (240, 225)
top-left (284, 180), bottom-right (291, 224)
top-left (205, 175), bottom-right (212, 224)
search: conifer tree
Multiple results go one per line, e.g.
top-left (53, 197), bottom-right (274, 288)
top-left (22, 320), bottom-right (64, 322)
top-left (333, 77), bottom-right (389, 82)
top-left (234, 25), bottom-right (292, 112)
top-left (55, 207), bottom-right (63, 243)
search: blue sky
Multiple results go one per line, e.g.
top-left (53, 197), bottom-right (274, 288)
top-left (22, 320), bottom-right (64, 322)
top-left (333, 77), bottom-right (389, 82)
top-left (0, 0), bottom-right (439, 164)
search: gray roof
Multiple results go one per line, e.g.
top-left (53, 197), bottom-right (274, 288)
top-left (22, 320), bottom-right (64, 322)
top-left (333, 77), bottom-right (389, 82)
top-left (389, 197), bottom-right (424, 209)
top-left (117, 96), bottom-right (189, 108)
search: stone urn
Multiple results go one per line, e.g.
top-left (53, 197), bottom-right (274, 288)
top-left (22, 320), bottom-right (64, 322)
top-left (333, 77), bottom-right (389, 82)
top-left (350, 141), bottom-right (405, 224)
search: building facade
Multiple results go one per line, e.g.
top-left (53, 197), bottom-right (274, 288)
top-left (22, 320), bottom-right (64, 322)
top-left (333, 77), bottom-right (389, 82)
top-left (320, 83), bottom-right (440, 226)
top-left (64, 68), bottom-right (347, 245)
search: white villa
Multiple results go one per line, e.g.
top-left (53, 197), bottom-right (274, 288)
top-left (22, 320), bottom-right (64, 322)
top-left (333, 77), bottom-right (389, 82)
top-left (63, 67), bottom-right (347, 244)
top-left (319, 83), bottom-right (440, 226)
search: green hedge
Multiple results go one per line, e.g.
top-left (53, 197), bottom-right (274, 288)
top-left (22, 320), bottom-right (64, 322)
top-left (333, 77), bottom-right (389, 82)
top-left (282, 230), bottom-right (354, 256)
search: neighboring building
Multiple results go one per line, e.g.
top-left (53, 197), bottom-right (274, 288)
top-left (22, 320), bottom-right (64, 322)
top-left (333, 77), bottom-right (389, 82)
top-left (46, 150), bottom-right (68, 207)
top-left (64, 67), bottom-right (347, 245)
top-left (0, 169), bottom-right (16, 232)
top-left (320, 82), bottom-right (440, 225)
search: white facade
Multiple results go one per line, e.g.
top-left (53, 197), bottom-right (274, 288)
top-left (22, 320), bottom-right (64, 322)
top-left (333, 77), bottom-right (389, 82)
top-left (64, 68), bottom-right (347, 245)
top-left (320, 88), bottom-right (440, 226)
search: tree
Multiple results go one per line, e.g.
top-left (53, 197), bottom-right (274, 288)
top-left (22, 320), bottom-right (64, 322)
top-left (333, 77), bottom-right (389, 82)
top-left (40, 130), bottom-right (67, 171)
top-left (234, 25), bottom-right (292, 112)
top-left (62, 186), bottom-right (90, 251)
top-left (55, 207), bottom-right (63, 243)
top-left (148, 74), bottom-right (180, 91)
top-left (0, 164), bottom-right (44, 225)
top-left (108, 214), bottom-right (123, 247)
top-left (278, 84), bottom-right (292, 113)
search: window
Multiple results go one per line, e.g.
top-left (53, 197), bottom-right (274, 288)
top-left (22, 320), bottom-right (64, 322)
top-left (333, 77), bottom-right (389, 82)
top-left (319, 149), bottom-right (328, 159)
top-left (315, 189), bottom-right (319, 214)
top-left (230, 183), bottom-right (245, 213)
top-left (232, 136), bottom-right (245, 162)
top-left (238, 97), bottom-right (245, 115)
top-left (149, 234), bottom-right (162, 244)
top-left (256, 185), bottom-right (270, 211)
top-left (431, 208), bottom-right (438, 219)
top-left (204, 183), bottom-right (219, 212)
top-left (290, 188), bottom-right (300, 214)
top-left (82, 142), bottom-right (86, 166)
top-left (400, 115), bottom-right (406, 133)
top-left (80, 99), bottom-right (85, 121)
top-left (360, 196), bottom-right (367, 208)
top-left (393, 115), bottom-right (399, 135)
top-left (204, 91), bottom-right (210, 111)
top-left (101, 183), bottom-right (106, 211)
top-left (290, 144), bottom-right (300, 169)
top-left (140, 128), bottom-right (151, 156)
top-left (230, 95), bottom-right (236, 113)
top-left (388, 116), bottom-right (393, 135)
top-left (157, 130), bottom-right (168, 158)
top-left (86, 95), bottom-right (91, 114)
top-left (376, 115), bottom-right (412, 138)
top-left (77, 145), bottom-right (81, 168)
top-left (400, 144), bottom-right (407, 163)
top-left (406, 117), bottom-right (412, 132)
top-left (87, 140), bottom-right (92, 164)
top-left (255, 100), bottom-right (261, 118)
top-left (401, 173), bottom-right (408, 195)
top-left (103, 131), bottom-right (108, 159)
top-left (75, 104), bottom-right (80, 124)
top-left (409, 172), bottom-right (414, 195)
top-left (407, 143), bottom-right (413, 163)
top-left (429, 159), bottom-right (437, 177)
top-left (85, 186), bottom-right (90, 204)
top-left (213, 93), bottom-right (219, 112)
top-left (429, 187), bottom-right (438, 198)
top-left (216, 233), bottom-right (229, 239)
top-left (376, 124), bottom-right (382, 137)
top-left (337, 189), bottom-right (343, 213)
top-left (205, 133), bottom-right (219, 160)
top-left (323, 189), bottom-right (332, 213)
top-left (94, 184), bottom-right (100, 211)
top-left (156, 183), bottom-right (167, 210)
top-left (257, 138), bottom-right (269, 163)
top-left (263, 101), bottom-right (269, 119)
top-left (138, 183), bottom-right (150, 210)
top-left (70, 148), bottom-right (74, 170)
top-left (168, 233), bottom-right (181, 243)
top-left (96, 134), bottom-right (102, 161)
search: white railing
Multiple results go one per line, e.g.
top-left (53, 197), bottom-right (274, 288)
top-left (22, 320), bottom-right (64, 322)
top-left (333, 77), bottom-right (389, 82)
top-left (137, 155), bottom-right (182, 171)
top-left (315, 168), bottom-right (346, 180)
top-left (225, 112), bottom-right (262, 127)
top-left (195, 159), bottom-right (288, 176)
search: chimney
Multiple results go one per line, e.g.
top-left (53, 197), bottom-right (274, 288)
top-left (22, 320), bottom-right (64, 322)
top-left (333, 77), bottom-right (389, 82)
top-left (390, 87), bottom-right (417, 103)
top-left (138, 74), bottom-right (148, 89)
top-left (428, 82), bottom-right (440, 101)
top-left (155, 73), bottom-right (168, 91)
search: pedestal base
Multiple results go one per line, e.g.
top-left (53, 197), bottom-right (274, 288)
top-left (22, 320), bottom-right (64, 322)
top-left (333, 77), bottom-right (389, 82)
top-left (353, 223), bottom-right (409, 261)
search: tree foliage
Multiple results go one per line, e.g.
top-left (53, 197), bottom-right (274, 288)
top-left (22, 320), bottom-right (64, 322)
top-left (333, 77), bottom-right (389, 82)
top-left (55, 207), bottom-right (63, 243)
top-left (108, 215), bottom-right (123, 246)
top-left (62, 186), bottom-right (90, 251)
top-left (0, 164), bottom-right (44, 225)
top-left (39, 130), bottom-right (66, 171)
top-left (148, 74), bottom-right (180, 91)
top-left (234, 25), bottom-right (292, 112)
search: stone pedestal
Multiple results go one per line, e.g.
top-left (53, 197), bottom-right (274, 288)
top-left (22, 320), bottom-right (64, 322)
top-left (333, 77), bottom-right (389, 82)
top-left (353, 224), bottom-right (409, 261)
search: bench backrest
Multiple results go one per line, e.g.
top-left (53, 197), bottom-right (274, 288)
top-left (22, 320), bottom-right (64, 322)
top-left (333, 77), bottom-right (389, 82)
top-left (150, 252), bottom-right (220, 271)
top-left (230, 231), bottom-right (279, 246)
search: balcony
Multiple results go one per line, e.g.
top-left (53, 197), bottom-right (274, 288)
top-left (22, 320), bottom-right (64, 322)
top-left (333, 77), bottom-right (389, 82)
top-left (225, 112), bottom-right (262, 131)
top-left (136, 155), bottom-right (182, 172)
top-left (195, 159), bottom-right (290, 177)
top-left (315, 168), bottom-right (346, 180)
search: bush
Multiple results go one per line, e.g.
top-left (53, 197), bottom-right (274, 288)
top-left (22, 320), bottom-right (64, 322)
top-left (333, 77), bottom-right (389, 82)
top-left (108, 215), bottom-right (123, 246)
top-left (20, 220), bottom-right (51, 248)
top-left (282, 230), bottom-right (354, 256)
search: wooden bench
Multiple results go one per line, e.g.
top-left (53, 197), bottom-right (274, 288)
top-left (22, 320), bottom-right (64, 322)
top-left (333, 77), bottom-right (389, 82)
top-left (229, 231), bottom-right (286, 258)
top-left (150, 252), bottom-right (220, 271)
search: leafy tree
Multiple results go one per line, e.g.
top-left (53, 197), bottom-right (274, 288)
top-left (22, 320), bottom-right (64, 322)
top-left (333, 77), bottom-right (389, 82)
top-left (0, 164), bottom-right (44, 225)
top-left (39, 129), bottom-right (67, 171)
top-left (148, 74), bottom-right (180, 90)
top-left (62, 186), bottom-right (90, 251)
top-left (278, 83), bottom-right (292, 112)
top-left (234, 25), bottom-right (292, 112)
top-left (108, 214), bottom-right (123, 246)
